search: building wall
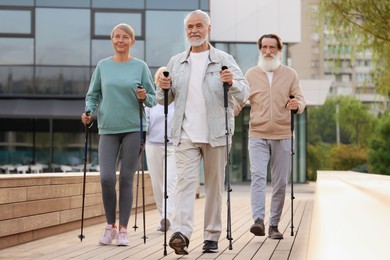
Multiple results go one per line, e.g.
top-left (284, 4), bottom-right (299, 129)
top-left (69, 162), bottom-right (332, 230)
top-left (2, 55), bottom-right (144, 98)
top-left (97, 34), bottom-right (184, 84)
top-left (0, 1), bottom-right (307, 182)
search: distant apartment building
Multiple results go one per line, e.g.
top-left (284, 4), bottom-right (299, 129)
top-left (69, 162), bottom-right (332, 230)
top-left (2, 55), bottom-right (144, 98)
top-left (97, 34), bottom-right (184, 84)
top-left (289, 0), bottom-right (387, 115)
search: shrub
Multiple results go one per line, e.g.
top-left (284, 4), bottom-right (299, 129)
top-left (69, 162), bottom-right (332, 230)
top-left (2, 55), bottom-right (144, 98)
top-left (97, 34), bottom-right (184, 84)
top-left (330, 144), bottom-right (367, 170)
top-left (306, 142), bottom-right (333, 181)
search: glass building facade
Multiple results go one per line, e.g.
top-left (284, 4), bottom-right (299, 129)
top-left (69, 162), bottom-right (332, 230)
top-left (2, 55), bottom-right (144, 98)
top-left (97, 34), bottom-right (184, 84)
top-left (0, 0), bottom-right (306, 183)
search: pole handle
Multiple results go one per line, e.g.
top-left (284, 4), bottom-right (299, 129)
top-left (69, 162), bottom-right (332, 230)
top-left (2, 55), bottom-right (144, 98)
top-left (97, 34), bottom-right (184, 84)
top-left (221, 66), bottom-right (229, 108)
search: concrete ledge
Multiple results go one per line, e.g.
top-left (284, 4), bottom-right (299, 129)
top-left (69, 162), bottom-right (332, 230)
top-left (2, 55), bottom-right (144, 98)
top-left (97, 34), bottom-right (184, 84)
top-left (0, 172), bottom-right (155, 249)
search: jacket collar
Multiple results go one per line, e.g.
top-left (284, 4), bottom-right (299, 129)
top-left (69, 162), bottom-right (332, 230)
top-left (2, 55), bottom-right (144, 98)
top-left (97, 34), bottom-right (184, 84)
top-left (179, 42), bottom-right (222, 64)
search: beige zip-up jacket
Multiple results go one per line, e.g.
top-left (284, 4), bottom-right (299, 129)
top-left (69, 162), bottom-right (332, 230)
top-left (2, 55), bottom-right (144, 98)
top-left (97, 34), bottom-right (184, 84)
top-left (244, 64), bottom-right (306, 140)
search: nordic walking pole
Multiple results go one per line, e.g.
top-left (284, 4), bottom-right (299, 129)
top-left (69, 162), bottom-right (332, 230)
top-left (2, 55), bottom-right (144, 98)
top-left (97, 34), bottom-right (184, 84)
top-left (162, 71), bottom-right (170, 256)
top-left (289, 95), bottom-right (297, 236)
top-left (78, 110), bottom-right (91, 241)
top-left (221, 66), bottom-right (233, 250)
top-left (137, 86), bottom-right (147, 244)
top-left (132, 159), bottom-right (140, 231)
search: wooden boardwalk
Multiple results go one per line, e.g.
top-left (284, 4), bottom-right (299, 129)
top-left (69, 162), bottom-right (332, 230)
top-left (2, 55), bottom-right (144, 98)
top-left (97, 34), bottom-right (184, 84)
top-left (0, 183), bottom-right (315, 260)
top-left (3, 171), bottom-right (390, 259)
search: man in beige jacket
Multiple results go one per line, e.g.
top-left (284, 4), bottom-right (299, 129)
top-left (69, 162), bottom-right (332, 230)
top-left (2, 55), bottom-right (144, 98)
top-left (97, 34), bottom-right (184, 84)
top-left (237, 34), bottom-right (306, 240)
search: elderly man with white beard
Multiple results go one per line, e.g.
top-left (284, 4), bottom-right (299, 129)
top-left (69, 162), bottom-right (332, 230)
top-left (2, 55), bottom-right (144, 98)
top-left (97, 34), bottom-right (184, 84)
top-left (236, 34), bottom-right (306, 240)
top-left (157, 9), bottom-right (249, 255)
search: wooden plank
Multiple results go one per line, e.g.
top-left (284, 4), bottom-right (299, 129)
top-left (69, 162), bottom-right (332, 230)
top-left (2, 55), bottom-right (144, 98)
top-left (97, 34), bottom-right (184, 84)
top-left (289, 200), bottom-right (313, 260)
top-left (0, 183), bottom-right (315, 259)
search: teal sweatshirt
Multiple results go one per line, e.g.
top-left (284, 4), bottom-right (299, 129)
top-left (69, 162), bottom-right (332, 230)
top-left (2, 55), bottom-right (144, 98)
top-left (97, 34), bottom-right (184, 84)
top-left (85, 57), bottom-right (156, 134)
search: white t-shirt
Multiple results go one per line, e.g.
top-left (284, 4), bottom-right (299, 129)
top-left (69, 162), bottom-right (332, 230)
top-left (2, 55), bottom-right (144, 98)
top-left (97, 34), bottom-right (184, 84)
top-left (266, 71), bottom-right (274, 86)
top-left (182, 50), bottom-right (210, 143)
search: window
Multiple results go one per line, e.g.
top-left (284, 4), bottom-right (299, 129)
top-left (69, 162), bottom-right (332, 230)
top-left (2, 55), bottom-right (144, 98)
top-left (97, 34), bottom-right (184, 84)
top-left (92, 0), bottom-right (144, 9)
top-left (146, 11), bottom-right (189, 67)
top-left (93, 11), bottom-right (143, 39)
top-left (35, 8), bottom-right (90, 65)
top-left (35, 0), bottom-right (89, 8)
top-left (146, 0), bottom-right (198, 10)
top-left (35, 66), bottom-right (90, 95)
top-left (0, 0), bottom-right (33, 6)
top-left (0, 8), bottom-right (33, 37)
top-left (214, 43), bottom-right (258, 74)
top-left (0, 38), bottom-right (34, 65)
top-left (0, 66), bottom-right (34, 95)
top-left (341, 74), bottom-right (350, 82)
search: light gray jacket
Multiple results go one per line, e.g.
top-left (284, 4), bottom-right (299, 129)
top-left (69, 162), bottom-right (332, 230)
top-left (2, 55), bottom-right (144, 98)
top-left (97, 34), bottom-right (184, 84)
top-left (156, 44), bottom-right (249, 147)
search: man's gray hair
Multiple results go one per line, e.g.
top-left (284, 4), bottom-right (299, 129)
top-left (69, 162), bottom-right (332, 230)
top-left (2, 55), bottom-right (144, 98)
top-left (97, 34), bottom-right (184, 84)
top-left (184, 9), bottom-right (210, 26)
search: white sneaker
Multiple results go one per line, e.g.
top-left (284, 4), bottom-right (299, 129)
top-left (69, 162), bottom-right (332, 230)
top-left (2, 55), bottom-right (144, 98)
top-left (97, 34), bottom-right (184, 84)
top-left (157, 219), bottom-right (171, 232)
top-left (99, 225), bottom-right (118, 245)
top-left (116, 227), bottom-right (129, 246)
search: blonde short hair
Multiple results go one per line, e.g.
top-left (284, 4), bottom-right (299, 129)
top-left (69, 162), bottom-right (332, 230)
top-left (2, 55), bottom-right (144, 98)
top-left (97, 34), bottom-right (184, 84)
top-left (111, 23), bottom-right (135, 40)
top-left (154, 66), bottom-right (167, 85)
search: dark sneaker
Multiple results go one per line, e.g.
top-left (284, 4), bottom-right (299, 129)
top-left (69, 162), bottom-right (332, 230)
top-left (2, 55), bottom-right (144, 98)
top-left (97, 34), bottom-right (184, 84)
top-left (202, 240), bottom-right (218, 253)
top-left (268, 226), bottom-right (283, 239)
top-left (250, 218), bottom-right (265, 236)
top-left (169, 232), bottom-right (189, 255)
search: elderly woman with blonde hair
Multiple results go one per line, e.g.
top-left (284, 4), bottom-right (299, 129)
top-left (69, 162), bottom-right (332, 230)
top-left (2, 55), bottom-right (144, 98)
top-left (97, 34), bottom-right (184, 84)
top-left (81, 23), bottom-right (156, 246)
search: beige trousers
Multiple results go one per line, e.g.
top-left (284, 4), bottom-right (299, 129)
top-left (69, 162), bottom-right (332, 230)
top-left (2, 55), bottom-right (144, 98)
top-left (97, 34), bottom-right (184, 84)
top-left (172, 139), bottom-right (227, 241)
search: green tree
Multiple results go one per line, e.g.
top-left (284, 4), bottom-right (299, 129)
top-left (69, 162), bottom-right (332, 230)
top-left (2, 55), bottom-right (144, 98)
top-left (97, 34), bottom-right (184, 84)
top-left (337, 96), bottom-right (376, 146)
top-left (307, 96), bottom-right (374, 145)
top-left (307, 98), bottom-right (337, 144)
top-left (319, 0), bottom-right (390, 96)
top-left (368, 113), bottom-right (390, 175)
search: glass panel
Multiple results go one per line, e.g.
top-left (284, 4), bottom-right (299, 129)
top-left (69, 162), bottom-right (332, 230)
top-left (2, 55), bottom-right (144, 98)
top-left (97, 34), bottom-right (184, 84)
top-left (215, 43), bottom-right (259, 74)
top-left (146, 11), bottom-right (189, 67)
top-left (0, 66), bottom-right (34, 94)
top-left (0, 119), bottom-right (99, 170)
top-left (146, 0), bottom-right (198, 10)
top-left (92, 0), bottom-right (144, 9)
top-left (94, 12), bottom-right (142, 37)
top-left (0, 10), bottom-right (31, 34)
top-left (35, 66), bottom-right (90, 95)
top-left (36, 0), bottom-right (90, 8)
top-left (0, 38), bottom-right (34, 65)
top-left (92, 40), bottom-right (144, 65)
top-left (0, 0), bottom-right (33, 6)
top-left (35, 8), bottom-right (90, 65)
top-left (200, 0), bottom-right (209, 10)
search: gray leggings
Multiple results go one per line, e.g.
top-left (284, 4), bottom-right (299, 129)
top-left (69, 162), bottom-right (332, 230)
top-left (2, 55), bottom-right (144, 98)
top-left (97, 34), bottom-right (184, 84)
top-left (99, 132), bottom-right (141, 227)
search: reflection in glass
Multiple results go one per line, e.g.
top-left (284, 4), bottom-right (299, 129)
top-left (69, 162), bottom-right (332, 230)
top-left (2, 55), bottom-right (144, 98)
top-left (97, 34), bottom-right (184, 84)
top-left (36, 0), bottom-right (90, 7)
top-left (146, 0), bottom-right (198, 10)
top-left (92, 0), bottom-right (144, 9)
top-left (0, 66), bottom-right (34, 94)
top-left (35, 66), bottom-right (90, 95)
top-left (200, 0), bottom-right (209, 10)
top-left (94, 12), bottom-right (142, 38)
top-left (215, 43), bottom-right (258, 74)
top-left (35, 8), bottom-right (90, 65)
top-left (92, 40), bottom-right (144, 65)
top-left (146, 11), bottom-right (189, 67)
top-left (0, 38), bottom-right (34, 65)
top-left (0, 0), bottom-right (33, 6)
top-left (0, 10), bottom-right (31, 34)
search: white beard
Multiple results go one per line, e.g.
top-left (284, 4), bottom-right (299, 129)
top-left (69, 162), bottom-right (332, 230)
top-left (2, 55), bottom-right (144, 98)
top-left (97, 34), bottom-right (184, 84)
top-left (189, 36), bottom-right (207, 47)
top-left (257, 52), bottom-right (281, 72)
